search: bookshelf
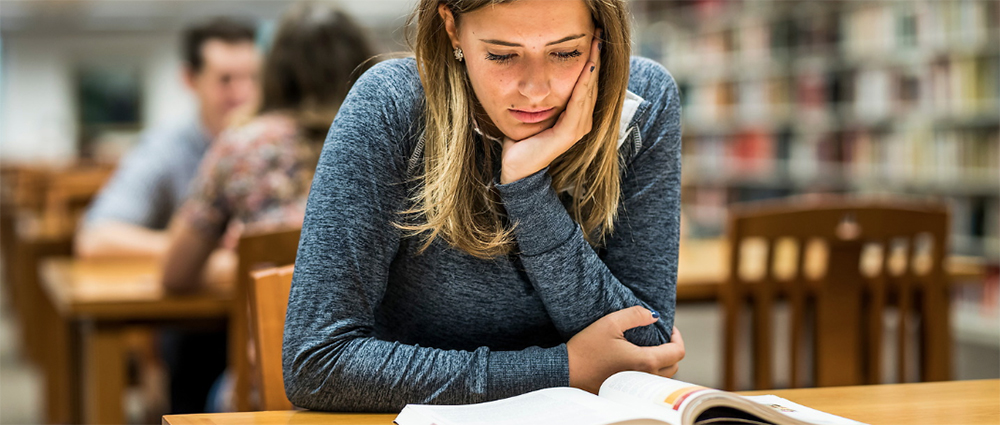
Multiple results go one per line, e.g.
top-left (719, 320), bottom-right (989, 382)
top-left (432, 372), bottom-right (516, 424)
top-left (630, 0), bottom-right (999, 347)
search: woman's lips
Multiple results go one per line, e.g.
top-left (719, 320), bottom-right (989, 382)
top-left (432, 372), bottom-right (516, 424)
top-left (509, 107), bottom-right (556, 124)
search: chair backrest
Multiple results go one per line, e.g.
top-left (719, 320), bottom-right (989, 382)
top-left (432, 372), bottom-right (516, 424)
top-left (9, 165), bottom-right (49, 213)
top-left (248, 264), bottom-right (295, 411)
top-left (43, 165), bottom-right (114, 235)
top-left (721, 198), bottom-right (950, 391)
top-left (231, 227), bottom-right (302, 411)
top-left (1, 162), bottom-right (113, 239)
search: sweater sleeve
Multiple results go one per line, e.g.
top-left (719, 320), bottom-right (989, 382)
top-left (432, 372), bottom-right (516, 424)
top-left (494, 58), bottom-right (682, 346)
top-left (281, 59), bottom-right (568, 413)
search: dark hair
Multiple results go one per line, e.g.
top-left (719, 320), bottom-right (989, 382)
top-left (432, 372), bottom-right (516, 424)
top-left (183, 18), bottom-right (257, 74)
top-left (259, 2), bottom-right (376, 139)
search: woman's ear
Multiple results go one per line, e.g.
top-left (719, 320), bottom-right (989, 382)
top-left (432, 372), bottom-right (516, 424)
top-left (437, 3), bottom-right (460, 49)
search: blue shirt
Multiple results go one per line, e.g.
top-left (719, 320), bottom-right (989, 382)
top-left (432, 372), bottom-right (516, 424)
top-left (84, 116), bottom-right (210, 229)
top-left (283, 57), bottom-right (682, 412)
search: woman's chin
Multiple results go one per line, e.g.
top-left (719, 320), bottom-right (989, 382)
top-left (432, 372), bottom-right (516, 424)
top-left (500, 121), bottom-right (555, 142)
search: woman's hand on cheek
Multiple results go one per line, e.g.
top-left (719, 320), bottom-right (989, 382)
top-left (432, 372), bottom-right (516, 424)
top-left (499, 30), bottom-right (602, 185)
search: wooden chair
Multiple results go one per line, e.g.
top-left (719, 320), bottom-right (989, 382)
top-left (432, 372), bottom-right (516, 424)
top-left (3, 163), bottom-right (113, 367)
top-left (42, 165), bottom-right (115, 236)
top-left (247, 265), bottom-right (296, 411)
top-left (0, 164), bottom-right (26, 309)
top-left (0, 162), bottom-right (115, 422)
top-left (721, 198), bottom-right (951, 391)
top-left (231, 227), bottom-right (301, 411)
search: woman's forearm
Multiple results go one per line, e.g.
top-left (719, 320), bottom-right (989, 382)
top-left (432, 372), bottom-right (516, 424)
top-left (496, 168), bottom-right (676, 346)
top-left (283, 329), bottom-right (568, 411)
top-left (75, 220), bottom-right (171, 259)
top-left (160, 221), bottom-right (218, 293)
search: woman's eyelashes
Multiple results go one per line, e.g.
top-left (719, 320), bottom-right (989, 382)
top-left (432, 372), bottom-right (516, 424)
top-left (485, 52), bottom-right (515, 64)
top-left (484, 49), bottom-right (583, 64)
top-left (554, 50), bottom-right (583, 60)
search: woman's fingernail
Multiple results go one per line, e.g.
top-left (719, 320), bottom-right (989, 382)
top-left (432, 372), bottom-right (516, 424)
top-left (590, 65), bottom-right (595, 72)
top-left (651, 310), bottom-right (660, 319)
top-left (598, 41), bottom-right (603, 51)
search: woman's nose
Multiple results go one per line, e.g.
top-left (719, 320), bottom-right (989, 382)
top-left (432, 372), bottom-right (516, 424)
top-left (518, 59), bottom-right (550, 101)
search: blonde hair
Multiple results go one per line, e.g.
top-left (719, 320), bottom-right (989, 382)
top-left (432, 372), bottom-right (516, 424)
top-left (400, 0), bottom-right (631, 259)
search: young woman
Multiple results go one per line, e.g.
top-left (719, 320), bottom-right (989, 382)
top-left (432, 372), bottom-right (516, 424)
top-left (283, 0), bottom-right (684, 412)
top-left (161, 3), bottom-right (375, 292)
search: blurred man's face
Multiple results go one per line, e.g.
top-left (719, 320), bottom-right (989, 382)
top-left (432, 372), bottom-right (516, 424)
top-left (185, 39), bottom-right (260, 135)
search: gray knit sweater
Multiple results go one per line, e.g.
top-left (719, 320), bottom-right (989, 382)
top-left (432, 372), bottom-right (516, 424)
top-left (283, 56), bottom-right (682, 412)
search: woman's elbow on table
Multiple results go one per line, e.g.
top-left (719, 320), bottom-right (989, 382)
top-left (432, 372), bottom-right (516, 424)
top-left (282, 343), bottom-right (376, 412)
top-left (283, 346), bottom-right (333, 410)
top-left (283, 364), bottom-right (390, 412)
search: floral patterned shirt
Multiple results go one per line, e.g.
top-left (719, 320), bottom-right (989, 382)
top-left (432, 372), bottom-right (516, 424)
top-left (179, 113), bottom-right (318, 245)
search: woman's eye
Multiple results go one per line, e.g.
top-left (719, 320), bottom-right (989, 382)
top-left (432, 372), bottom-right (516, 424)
top-left (553, 50), bottom-right (582, 61)
top-left (486, 52), bottom-right (516, 64)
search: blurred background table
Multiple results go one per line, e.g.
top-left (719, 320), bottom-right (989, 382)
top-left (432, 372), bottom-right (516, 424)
top-left (39, 257), bottom-right (231, 424)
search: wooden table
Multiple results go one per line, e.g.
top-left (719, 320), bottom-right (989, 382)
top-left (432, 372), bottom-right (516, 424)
top-left (8, 214), bottom-right (77, 424)
top-left (8, 214), bottom-right (74, 365)
top-left (162, 379), bottom-right (999, 425)
top-left (39, 257), bottom-right (232, 425)
top-left (738, 379), bottom-right (999, 425)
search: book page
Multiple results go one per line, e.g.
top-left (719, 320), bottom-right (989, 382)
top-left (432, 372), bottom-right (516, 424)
top-left (597, 372), bottom-right (868, 425)
top-left (740, 395), bottom-right (867, 425)
top-left (600, 371), bottom-right (718, 414)
top-left (395, 387), bottom-right (669, 425)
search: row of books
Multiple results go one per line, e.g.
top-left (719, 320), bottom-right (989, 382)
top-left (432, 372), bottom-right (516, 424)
top-left (635, 0), bottom-right (999, 65)
top-left (842, 0), bottom-right (999, 56)
top-left (948, 197), bottom-right (1000, 256)
top-left (678, 54), bottom-right (1000, 131)
top-left (953, 264), bottom-right (1000, 346)
top-left (681, 127), bottom-right (1000, 192)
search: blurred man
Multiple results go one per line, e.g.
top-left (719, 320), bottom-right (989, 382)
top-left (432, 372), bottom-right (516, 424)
top-left (76, 18), bottom-right (260, 259)
top-left (74, 18), bottom-right (260, 415)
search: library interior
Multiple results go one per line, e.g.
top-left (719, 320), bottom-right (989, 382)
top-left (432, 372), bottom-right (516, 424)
top-left (0, 0), bottom-right (997, 424)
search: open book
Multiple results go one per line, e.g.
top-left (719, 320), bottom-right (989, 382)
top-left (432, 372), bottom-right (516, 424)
top-left (394, 371), bottom-right (867, 425)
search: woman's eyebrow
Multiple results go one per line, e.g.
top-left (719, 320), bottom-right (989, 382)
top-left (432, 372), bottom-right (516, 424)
top-left (480, 33), bottom-right (586, 47)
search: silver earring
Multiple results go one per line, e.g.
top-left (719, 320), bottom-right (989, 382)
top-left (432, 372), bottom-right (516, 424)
top-left (453, 47), bottom-right (464, 62)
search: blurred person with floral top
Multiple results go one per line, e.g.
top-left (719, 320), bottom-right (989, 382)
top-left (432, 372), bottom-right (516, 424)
top-left (161, 2), bottom-right (376, 294)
